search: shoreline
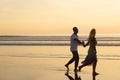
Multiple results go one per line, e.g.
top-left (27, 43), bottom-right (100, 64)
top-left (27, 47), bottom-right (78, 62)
top-left (0, 56), bottom-right (120, 80)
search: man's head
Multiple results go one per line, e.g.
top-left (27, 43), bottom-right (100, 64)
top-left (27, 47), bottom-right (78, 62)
top-left (73, 27), bottom-right (78, 34)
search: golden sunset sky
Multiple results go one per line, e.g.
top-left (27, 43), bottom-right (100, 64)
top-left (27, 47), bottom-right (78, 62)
top-left (0, 0), bottom-right (120, 35)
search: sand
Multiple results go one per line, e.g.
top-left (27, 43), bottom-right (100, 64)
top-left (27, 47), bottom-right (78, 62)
top-left (0, 56), bottom-right (120, 80)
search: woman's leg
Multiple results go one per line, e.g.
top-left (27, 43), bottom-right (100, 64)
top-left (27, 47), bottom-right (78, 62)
top-left (92, 59), bottom-right (98, 75)
top-left (78, 63), bottom-right (87, 71)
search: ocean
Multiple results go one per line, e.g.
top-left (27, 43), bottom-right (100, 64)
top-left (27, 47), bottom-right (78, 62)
top-left (0, 34), bottom-right (120, 61)
top-left (0, 35), bottom-right (120, 80)
top-left (0, 34), bottom-right (120, 46)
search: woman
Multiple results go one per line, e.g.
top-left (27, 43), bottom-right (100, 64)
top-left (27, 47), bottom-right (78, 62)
top-left (78, 28), bottom-right (98, 75)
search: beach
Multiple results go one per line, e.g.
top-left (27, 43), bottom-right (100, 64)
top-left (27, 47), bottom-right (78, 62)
top-left (0, 46), bottom-right (120, 80)
top-left (1, 0), bottom-right (120, 79)
top-left (0, 55), bottom-right (120, 80)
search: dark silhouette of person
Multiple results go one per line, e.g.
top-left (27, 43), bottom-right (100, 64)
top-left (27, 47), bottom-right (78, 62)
top-left (65, 27), bottom-right (84, 72)
top-left (65, 71), bottom-right (97, 80)
top-left (65, 71), bottom-right (81, 80)
top-left (78, 28), bottom-right (99, 75)
top-left (92, 74), bottom-right (96, 80)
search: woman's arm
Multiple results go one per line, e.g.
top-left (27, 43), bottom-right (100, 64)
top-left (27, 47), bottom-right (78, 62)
top-left (94, 39), bottom-right (97, 53)
top-left (83, 41), bottom-right (89, 47)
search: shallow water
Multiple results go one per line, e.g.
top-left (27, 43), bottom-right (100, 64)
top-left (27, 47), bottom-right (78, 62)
top-left (0, 45), bottom-right (120, 80)
top-left (0, 46), bottom-right (120, 60)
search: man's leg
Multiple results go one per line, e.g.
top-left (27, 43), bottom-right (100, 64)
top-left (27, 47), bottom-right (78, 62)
top-left (65, 52), bottom-right (75, 70)
top-left (73, 51), bottom-right (79, 71)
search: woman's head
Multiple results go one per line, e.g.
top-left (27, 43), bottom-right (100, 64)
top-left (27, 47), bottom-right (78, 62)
top-left (90, 28), bottom-right (96, 36)
top-left (88, 28), bottom-right (96, 40)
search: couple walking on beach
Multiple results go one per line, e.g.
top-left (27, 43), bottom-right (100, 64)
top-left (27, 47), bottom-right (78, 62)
top-left (65, 27), bottom-right (98, 75)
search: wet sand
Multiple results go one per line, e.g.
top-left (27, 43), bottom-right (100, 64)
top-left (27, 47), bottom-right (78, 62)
top-left (0, 56), bottom-right (120, 80)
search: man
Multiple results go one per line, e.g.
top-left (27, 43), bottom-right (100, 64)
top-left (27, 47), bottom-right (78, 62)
top-left (65, 27), bottom-right (84, 72)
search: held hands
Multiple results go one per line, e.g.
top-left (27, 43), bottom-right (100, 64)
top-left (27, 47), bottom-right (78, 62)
top-left (81, 40), bottom-right (85, 47)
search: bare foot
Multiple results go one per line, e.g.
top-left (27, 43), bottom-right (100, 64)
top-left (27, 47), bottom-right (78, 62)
top-left (78, 66), bottom-right (82, 72)
top-left (93, 72), bottom-right (99, 75)
top-left (65, 70), bottom-right (69, 75)
top-left (65, 64), bottom-right (69, 70)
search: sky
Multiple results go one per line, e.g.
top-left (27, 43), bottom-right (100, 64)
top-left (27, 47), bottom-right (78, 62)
top-left (0, 0), bottom-right (120, 35)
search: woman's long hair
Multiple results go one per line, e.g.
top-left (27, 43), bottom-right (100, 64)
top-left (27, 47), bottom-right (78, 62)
top-left (88, 28), bottom-right (96, 41)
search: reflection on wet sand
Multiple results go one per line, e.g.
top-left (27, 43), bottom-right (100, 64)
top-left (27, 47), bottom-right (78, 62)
top-left (65, 70), bottom-right (97, 80)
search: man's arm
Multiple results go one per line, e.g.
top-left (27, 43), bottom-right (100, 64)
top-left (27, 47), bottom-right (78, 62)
top-left (74, 38), bottom-right (84, 45)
